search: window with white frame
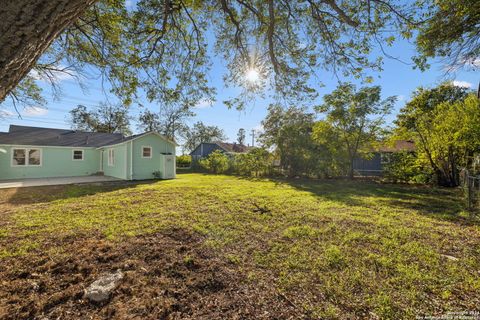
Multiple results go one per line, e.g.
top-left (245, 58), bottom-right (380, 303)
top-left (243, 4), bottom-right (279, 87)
top-left (12, 148), bottom-right (41, 166)
top-left (73, 150), bottom-right (84, 161)
top-left (142, 146), bottom-right (152, 158)
top-left (108, 149), bottom-right (115, 166)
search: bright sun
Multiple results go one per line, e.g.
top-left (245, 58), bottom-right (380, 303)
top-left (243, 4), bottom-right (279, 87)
top-left (245, 68), bottom-right (260, 83)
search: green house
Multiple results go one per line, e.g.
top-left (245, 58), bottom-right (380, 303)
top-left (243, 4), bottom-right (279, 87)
top-left (0, 125), bottom-right (177, 180)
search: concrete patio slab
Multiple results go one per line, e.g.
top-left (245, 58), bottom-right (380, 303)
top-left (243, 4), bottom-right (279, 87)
top-left (0, 176), bottom-right (122, 189)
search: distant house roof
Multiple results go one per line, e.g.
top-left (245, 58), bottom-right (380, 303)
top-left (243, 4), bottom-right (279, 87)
top-left (0, 125), bottom-right (176, 148)
top-left (214, 142), bottom-right (251, 153)
top-left (189, 141), bottom-right (251, 156)
top-left (377, 140), bottom-right (415, 153)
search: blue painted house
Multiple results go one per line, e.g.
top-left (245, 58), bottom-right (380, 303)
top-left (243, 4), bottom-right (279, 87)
top-left (353, 140), bottom-right (415, 176)
top-left (190, 142), bottom-right (250, 162)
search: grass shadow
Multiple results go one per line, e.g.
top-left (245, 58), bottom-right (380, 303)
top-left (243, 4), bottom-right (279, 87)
top-left (271, 177), bottom-right (479, 226)
top-left (0, 180), bottom-right (161, 208)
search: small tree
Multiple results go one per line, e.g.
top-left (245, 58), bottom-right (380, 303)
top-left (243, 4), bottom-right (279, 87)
top-left (233, 148), bottom-right (272, 177)
top-left (260, 104), bottom-right (319, 177)
top-left (183, 122), bottom-right (227, 153)
top-left (313, 83), bottom-right (395, 178)
top-left (237, 128), bottom-right (246, 146)
top-left (199, 150), bottom-right (229, 174)
top-left (382, 151), bottom-right (428, 183)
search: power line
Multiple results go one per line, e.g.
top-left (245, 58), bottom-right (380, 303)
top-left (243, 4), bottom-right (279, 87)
top-left (4, 116), bottom-right (68, 126)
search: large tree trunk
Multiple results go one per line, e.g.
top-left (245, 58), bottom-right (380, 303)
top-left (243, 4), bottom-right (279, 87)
top-left (0, 0), bottom-right (96, 102)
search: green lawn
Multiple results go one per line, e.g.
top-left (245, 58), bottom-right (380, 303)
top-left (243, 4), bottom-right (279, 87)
top-left (1, 173), bottom-right (479, 319)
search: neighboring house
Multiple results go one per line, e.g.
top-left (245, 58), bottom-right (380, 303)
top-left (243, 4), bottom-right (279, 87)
top-left (190, 142), bottom-right (250, 161)
top-left (353, 140), bottom-right (415, 176)
top-left (0, 125), bottom-right (177, 180)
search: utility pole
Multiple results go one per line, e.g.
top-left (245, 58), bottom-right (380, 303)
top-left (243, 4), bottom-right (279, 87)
top-left (250, 129), bottom-right (255, 147)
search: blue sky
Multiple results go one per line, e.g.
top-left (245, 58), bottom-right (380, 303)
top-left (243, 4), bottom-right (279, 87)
top-left (0, 34), bottom-right (478, 151)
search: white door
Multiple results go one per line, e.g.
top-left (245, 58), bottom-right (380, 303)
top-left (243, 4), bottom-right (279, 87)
top-left (163, 155), bottom-right (175, 179)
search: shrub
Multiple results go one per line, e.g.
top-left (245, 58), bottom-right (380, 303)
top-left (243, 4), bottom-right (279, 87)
top-left (176, 154), bottom-right (192, 168)
top-left (199, 150), bottom-right (229, 173)
top-left (383, 152), bottom-right (430, 183)
top-left (232, 148), bottom-right (272, 177)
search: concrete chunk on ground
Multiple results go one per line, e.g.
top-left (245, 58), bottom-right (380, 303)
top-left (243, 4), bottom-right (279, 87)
top-left (84, 270), bottom-right (124, 303)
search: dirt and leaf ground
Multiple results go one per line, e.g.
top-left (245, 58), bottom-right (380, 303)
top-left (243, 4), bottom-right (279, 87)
top-left (0, 174), bottom-right (479, 319)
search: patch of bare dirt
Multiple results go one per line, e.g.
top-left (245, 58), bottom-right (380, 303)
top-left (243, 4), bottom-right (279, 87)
top-left (0, 229), bottom-right (303, 319)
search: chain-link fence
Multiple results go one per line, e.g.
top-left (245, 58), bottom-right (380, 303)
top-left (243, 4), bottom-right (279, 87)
top-left (460, 169), bottom-right (480, 210)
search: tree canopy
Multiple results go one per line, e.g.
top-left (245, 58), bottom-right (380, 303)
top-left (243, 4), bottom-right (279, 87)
top-left (394, 83), bottom-right (475, 186)
top-left (1, 0), bottom-right (430, 112)
top-left (415, 0), bottom-right (480, 71)
top-left (312, 83), bottom-right (394, 178)
top-left (183, 121), bottom-right (227, 152)
top-left (69, 103), bottom-right (131, 135)
top-left (260, 104), bottom-right (320, 177)
top-left (138, 104), bottom-right (194, 140)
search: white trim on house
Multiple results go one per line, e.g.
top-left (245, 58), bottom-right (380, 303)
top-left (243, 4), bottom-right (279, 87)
top-left (10, 147), bottom-right (42, 167)
top-left (141, 145), bottom-right (152, 158)
top-left (124, 143), bottom-right (128, 179)
top-left (108, 148), bottom-right (115, 166)
top-left (129, 140), bottom-right (133, 180)
top-left (99, 150), bottom-right (104, 172)
top-left (96, 132), bottom-right (178, 149)
top-left (72, 149), bottom-right (84, 161)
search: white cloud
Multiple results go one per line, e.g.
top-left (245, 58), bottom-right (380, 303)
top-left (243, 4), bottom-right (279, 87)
top-left (452, 80), bottom-right (472, 88)
top-left (397, 95), bottom-right (406, 102)
top-left (194, 99), bottom-right (213, 109)
top-left (23, 106), bottom-right (48, 116)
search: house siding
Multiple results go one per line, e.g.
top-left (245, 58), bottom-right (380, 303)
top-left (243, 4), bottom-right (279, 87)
top-left (0, 132), bottom-right (176, 181)
top-left (131, 134), bottom-right (175, 180)
top-left (0, 145), bottom-right (99, 179)
top-left (101, 144), bottom-right (128, 180)
top-left (352, 153), bottom-right (383, 176)
top-left (190, 143), bottom-right (224, 161)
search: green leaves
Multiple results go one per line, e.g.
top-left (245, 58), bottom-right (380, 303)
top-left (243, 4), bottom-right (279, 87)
top-left (414, 0), bottom-right (480, 71)
top-left (70, 103), bottom-right (132, 135)
top-left (394, 82), bottom-right (478, 186)
top-left (183, 121), bottom-right (226, 153)
top-left (3, 0), bottom-right (432, 113)
top-left (199, 150), bottom-right (230, 173)
top-left (313, 82), bottom-right (395, 177)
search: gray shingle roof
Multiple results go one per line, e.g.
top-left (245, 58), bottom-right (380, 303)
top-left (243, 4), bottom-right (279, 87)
top-left (0, 125), bottom-right (126, 147)
top-left (215, 142), bottom-right (251, 153)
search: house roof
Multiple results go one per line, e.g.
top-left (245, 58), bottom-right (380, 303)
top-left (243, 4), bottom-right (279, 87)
top-left (189, 142), bottom-right (251, 155)
top-left (215, 142), bottom-right (251, 153)
top-left (377, 140), bottom-right (415, 153)
top-left (0, 125), bottom-right (177, 148)
top-left (99, 131), bottom-right (178, 147)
